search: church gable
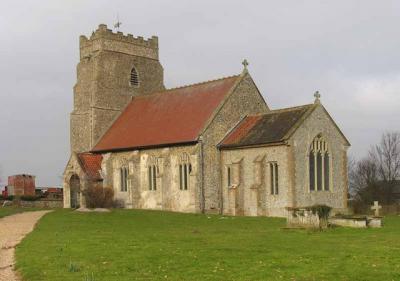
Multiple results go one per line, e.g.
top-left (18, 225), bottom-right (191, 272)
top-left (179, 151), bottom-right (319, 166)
top-left (289, 103), bottom-right (350, 147)
top-left (92, 75), bottom-right (241, 153)
top-left (198, 72), bottom-right (270, 211)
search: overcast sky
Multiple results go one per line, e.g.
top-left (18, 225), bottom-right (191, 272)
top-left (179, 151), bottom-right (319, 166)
top-left (0, 0), bottom-right (399, 187)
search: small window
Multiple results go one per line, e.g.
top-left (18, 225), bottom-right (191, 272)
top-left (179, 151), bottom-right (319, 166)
top-left (179, 163), bottom-right (191, 190)
top-left (148, 165), bottom-right (157, 191)
top-left (130, 67), bottom-right (139, 87)
top-left (120, 167), bottom-right (129, 192)
top-left (269, 162), bottom-right (279, 195)
top-left (227, 166), bottom-right (232, 187)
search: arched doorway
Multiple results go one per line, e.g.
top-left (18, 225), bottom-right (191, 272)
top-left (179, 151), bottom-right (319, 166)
top-left (70, 174), bottom-right (80, 208)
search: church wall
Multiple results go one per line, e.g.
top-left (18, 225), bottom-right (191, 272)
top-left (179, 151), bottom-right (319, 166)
top-left (201, 73), bottom-right (269, 213)
top-left (290, 105), bottom-right (349, 213)
top-left (220, 145), bottom-right (291, 217)
top-left (101, 144), bottom-right (201, 213)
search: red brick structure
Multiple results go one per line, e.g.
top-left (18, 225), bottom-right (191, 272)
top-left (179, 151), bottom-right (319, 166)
top-left (7, 174), bottom-right (36, 196)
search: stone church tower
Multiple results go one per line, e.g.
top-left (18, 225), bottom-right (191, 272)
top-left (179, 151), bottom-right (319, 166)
top-left (70, 24), bottom-right (165, 152)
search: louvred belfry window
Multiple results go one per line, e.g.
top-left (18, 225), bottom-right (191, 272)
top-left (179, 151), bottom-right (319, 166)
top-left (130, 67), bottom-right (139, 87)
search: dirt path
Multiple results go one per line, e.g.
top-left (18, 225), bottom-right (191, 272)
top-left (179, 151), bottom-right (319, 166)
top-left (0, 210), bottom-right (52, 281)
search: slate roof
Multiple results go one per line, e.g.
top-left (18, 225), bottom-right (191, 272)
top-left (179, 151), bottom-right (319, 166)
top-left (219, 104), bottom-right (314, 149)
top-left (77, 153), bottom-right (103, 180)
top-left (92, 75), bottom-right (241, 152)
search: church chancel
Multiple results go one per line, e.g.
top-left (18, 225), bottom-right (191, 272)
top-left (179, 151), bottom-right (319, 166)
top-left (63, 24), bottom-right (350, 217)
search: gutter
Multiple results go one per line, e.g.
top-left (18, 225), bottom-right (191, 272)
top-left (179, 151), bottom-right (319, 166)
top-left (91, 141), bottom-right (198, 154)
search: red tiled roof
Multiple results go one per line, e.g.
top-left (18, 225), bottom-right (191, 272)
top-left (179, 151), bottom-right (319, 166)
top-left (220, 105), bottom-right (313, 148)
top-left (77, 153), bottom-right (103, 180)
top-left (92, 75), bottom-right (240, 152)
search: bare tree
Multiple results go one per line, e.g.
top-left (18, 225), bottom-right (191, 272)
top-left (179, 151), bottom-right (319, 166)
top-left (349, 131), bottom-right (400, 213)
top-left (349, 156), bottom-right (378, 198)
top-left (370, 132), bottom-right (400, 182)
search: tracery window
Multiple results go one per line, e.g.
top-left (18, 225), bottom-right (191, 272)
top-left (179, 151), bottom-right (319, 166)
top-left (309, 135), bottom-right (330, 191)
top-left (179, 153), bottom-right (191, 191)
top-left (130, 66), bottom-right (139, 87)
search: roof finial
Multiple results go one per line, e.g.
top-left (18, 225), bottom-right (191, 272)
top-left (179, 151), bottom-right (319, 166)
top-left (314, 91), bottom-right (321, 104)
top-left (242, 59), bottom-right (249, 71)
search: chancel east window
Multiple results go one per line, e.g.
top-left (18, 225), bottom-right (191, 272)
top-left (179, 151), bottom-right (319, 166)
top-left (309, 135), bottom-right (330, 191)
top-left (269, 162), bottom-right (279, 195)
top-left (148, 165), bottom-right (157, 191)
top-left (120, 167), bottom-right (129, 192)
top-left (130, 67), bottom-right (139, 87)
top-left (179, 153), bottom-right (191, 191)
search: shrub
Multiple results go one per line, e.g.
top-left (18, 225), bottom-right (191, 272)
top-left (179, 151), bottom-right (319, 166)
top-left (113, 198), bottom-right (125, 208)
top-left (0, 195), bottom-right (14, 201)
top-left (20, 195), bottom-right (40, 201)
top-left (83, 184), bottom-right (114, 208)
top-left (307, 204), bottom-right (332, 220)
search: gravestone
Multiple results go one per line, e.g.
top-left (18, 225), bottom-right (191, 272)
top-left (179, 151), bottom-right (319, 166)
top-left (371, 201), bottom-right (382, 217)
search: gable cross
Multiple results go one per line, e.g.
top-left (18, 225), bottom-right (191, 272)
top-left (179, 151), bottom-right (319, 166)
top-left (314, 91), bottom-right (321, 104)
top-left (371, 201), bottom-right (382, 217)
top-left (242, 59), bottom-right (249, 70)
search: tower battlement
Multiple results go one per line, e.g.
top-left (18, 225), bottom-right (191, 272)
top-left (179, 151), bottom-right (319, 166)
top-left (79, 24), bottom-right (159, 60)
top-left (71, 24), bottom-right (165, 153)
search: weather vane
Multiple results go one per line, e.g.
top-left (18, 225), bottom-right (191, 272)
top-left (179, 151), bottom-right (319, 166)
top-left (114, 14), bottom-right (122, 31)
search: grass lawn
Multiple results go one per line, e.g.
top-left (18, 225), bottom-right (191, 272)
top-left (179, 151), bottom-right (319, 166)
top-left (0, 206), bottom-right (40, 218)
top-left (16, 210), bottom-right (400, 281)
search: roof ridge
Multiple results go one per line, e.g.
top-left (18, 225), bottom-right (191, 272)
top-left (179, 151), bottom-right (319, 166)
top-left (166, 73), bottom-right (240, 92)
top-left (249, 104), bottom-right (314, 116)
top-left (133, 74), bottom-right (241, 99)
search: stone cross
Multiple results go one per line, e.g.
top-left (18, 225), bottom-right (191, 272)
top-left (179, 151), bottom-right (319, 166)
top-left (371, 201), bottom-right (382, 217)
top-left (314, 91), bottom-right (321, 103)
top-left (242, 59), bottom-right (249, 70)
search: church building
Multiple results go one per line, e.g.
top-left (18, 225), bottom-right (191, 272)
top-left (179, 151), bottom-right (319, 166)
top-left (63, 24), bottom-right (350, 217)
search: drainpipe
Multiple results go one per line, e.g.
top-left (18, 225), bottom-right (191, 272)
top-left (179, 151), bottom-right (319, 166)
top-left (199, 136), bottom-right (205, 213)
top-left (218, 146), bottom-right (223, 215)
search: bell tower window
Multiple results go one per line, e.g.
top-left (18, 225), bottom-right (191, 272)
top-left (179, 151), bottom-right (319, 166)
top-left (130, 67), bottom-right (139, 87)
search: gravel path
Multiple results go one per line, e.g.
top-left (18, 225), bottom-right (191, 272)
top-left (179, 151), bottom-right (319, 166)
top-left (0, 210), bottom-right (52, 281)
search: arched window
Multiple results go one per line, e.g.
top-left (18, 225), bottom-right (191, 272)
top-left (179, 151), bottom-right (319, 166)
top-left (130, 67), bottom-right (139, 87)
top-left (309, 135), bottom-right (330, 191)
top-left (179, 153), bottom-right (191, 191)
top-left (147, 156), bottom-right (157, 191)
top-left (269, 162), bottom-right (279, 195)
top-left (120, 167), bottom-right (129, 192)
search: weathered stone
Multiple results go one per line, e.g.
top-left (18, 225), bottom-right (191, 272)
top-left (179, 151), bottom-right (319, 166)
top-left (63, 25), bottom-right (349, 218)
